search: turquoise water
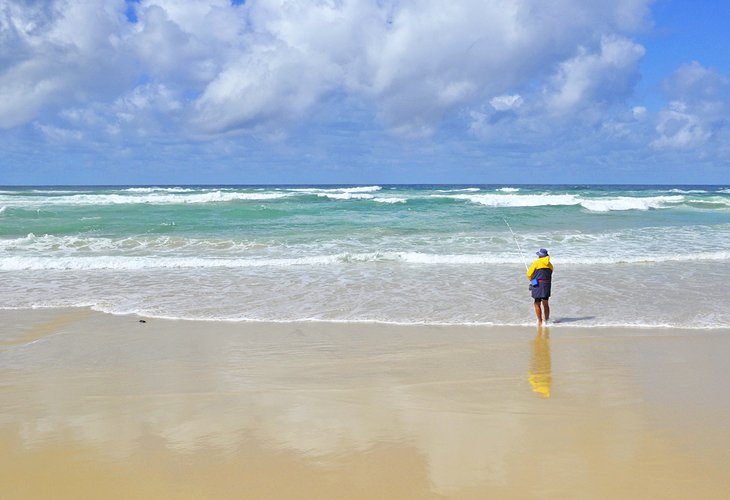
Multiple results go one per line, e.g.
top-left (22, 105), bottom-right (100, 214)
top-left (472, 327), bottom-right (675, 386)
top-left (2, 184), bottom-right (730, 327)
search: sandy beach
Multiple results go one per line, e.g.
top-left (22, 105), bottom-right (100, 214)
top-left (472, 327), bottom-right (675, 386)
top-left (5, 0), bottom-right (730, 497)
top-left (1, 308), bottom-right (729, 498)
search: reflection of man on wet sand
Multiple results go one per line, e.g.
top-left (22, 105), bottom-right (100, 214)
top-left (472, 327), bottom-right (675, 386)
top-left (528, 326), bottom-right (552, 398)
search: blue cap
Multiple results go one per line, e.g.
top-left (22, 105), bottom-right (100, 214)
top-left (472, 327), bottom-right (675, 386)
top-left (536, 248), bottom-right (548, 257)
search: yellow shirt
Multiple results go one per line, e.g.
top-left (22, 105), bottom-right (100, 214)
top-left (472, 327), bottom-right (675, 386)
top-left (527, 256), bottom-right (553, 279)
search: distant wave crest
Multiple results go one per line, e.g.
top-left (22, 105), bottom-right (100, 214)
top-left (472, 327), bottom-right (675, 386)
top-left (1, 186), bottom-right (728, 211)
top-left (445, 193), bottom-right (691, 211)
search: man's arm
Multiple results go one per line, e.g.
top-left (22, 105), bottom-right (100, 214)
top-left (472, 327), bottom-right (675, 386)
top-left (526, 261), bottom-right (536, 279)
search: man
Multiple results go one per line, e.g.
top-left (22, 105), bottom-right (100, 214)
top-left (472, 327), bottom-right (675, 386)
top-left (527, 248), bottom-right (553, 324)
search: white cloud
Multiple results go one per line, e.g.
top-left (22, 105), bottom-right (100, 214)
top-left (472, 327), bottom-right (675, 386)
top-left (661, 61), bottom-right (730, 104)
top-left (489, 94), bottom-right (523, 112)
top-left (355, 0), bottom-right (653, 136)
top-left (35, 122), bottom-right (83, 142)
top-left (467, 34), bottom-right (647, 146)
top-left (651, 62), bottom-right (730, 150)
top-left (0, 1), bottom-right (134, 127)
top-left (1, 0), bottom-right (656, 141)
top-left (544, 35), bottom-right (645, 116)
top-left (130, 1), bottom-right (244, 86)
top-left (0, 60), bottom-right (65, 128)
top-left (652, 101), bottom-right (711, 149)
top-left (193, 46), bottom-right (341, 135)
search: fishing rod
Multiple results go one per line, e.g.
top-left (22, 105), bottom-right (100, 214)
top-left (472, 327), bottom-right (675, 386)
top-left (502, 217), bottom-right (529, 271)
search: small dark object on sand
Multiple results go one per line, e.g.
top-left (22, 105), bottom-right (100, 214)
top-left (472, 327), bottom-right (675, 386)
top-left (139, 319), bottom-right (146, 323)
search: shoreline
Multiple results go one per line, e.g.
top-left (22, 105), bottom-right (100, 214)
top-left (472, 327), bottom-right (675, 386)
top-left (3, 305), bottom-right (729, 331)
top-left (2, 307), bottom-right (729, 498)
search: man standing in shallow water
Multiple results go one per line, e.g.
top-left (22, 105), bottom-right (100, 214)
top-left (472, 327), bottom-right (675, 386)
top-left (527, 248), bottom-right (553, 324)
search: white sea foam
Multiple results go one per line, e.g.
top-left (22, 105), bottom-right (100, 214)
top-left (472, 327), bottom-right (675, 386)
top-left (561, 250), bottom-right (730, 264)
top-left (29, 189), bottom-right (87, 194)
top-left (682, 196), bottom-right (730, 207)
top-left (316, 192), bottom-right (375, 200)
top-left (0, 253), bottom-right (358, 270)
top-left (2, 299), bottom-right (725, 329)
top-left (0, 255), bottom-right (337, 270)
top-left (0, 233), bottom-right (264, 254)
top-left (341, 186), bottom-right (382, 193)
top-left (373, 197), bottom-right (407, 203)
top-left (0, 189), bottom-right (82, 197)
top-left (1, 186), bottom-right (726, 211)
top-left (272, 186), bottom-right (388, 201)
top-left (4, 271), bottom-right (728, 329)
top-left (288, 185), bottom-right (382, 194)
top-left (446, 193), bottom-right (688, 211)
top-left (448, 193), bottom-right (582, 207)
top-left (3, 249), bottom-right (729, 271)
top-left (3, 225), bottom-right (726, 261)
top-left (578, 195), bottom-right (683, 212)
top-left (0, 206), bottom-right (6, 214)
top-left (123, 187), bottom-right (198, 193)
top-left (390, 250), bottom-right (730, 265)
top-left (667, 188), bottom-right (708, 194)
top-left (1, 190), bottom-right (293, 206)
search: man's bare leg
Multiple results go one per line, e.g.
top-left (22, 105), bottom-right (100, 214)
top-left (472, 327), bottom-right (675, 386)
top-left (543, 299), bottom-right (550, 322)
top-left (534, 301), bottom-right (543, 324)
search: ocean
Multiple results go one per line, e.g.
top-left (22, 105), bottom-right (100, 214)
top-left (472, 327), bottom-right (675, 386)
top-left (1, 184), bottom-right (729, 328)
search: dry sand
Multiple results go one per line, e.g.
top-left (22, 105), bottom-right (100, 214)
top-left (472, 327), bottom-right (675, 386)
top-left (1, 308), bottom-right (729, 499)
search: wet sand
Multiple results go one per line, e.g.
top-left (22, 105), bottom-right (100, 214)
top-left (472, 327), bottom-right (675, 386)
top-left (1, 308), bottom-right (729, 499)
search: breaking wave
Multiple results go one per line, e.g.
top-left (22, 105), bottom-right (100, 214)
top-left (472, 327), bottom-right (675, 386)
top-left (3, 249), bottom-right (729, 271)
top-left (1, 185), bottom-right (728, 212)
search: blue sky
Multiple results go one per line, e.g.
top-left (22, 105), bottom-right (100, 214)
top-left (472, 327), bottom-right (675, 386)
top-left (1, 0), bottom-right (728, 185)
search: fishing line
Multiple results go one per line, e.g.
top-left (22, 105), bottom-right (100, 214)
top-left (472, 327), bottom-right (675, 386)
top-left (502, 217), bottom-right (529, 271)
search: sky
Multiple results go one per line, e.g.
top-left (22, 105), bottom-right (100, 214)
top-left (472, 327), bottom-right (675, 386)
top-left (1, 0), bottom-right (729, 185)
